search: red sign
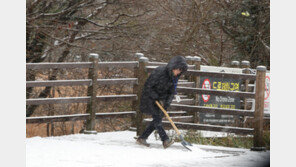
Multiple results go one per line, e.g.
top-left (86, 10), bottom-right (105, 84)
top-left (202, 79), bottom-right (211, 102)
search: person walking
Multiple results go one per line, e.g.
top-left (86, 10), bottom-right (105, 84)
top-left (136, 56), bottom-right (188, 149)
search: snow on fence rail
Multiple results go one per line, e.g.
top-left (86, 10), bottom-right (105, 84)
top-left (148, 61), bottom-right (196, 70)
top-left (26, 111), bottom-right (136, 124)
top-left (26, 61), bottom-right (138, 69)
top-left (177, 81), bottom-right (195, 87)
top-left (26, 53), bottom-right (267, 151)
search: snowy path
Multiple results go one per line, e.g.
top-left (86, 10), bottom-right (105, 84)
top-left (26, 131), bottom-right (269, 167)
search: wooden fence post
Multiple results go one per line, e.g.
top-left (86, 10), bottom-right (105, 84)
top-left (134, 53), bottom-right (144, 60)
top-left (231, 60), bottom-right (240, 68)
top-left (192, 56), bottom-right (201, 123)
top-left (131, 53), bottom-right (144, 130)
top-left (185, 56), bottom-right (193, 82)
top-left (252, 66), bottom-right (266, 151)
top-left (241, 61), bottom-right (251, 110)
top-left (85, 53), bottom-right (99, 134)
top-left (47, 87), bottom-right (55, 136)
top-left (135, 56), bottom-right (149, 136)
top-left (230, 60), bottom-right (242, 126)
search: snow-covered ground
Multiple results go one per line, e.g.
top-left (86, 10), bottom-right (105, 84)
top-left (26, 131), bottom-right (270, 167)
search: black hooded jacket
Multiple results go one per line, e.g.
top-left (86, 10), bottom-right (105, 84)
top-left (139, 56), bottom-right (188, 115)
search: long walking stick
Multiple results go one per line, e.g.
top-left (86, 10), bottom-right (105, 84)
top-left (155, 101), bottom-right (192, 151)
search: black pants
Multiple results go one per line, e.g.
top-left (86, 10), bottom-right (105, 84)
top-left (139, 114), bottom-right (169, 141)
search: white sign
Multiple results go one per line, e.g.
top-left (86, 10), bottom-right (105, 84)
top-left (264, 72), bottom-right (270, 114)
top-left (201, 79), bottom-right (211, 102)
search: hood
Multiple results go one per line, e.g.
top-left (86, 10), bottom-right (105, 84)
top-left (165, 56), bottom-right (188, 78)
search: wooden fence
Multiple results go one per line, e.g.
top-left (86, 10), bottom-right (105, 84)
top-left (26, 53), bottom-right (267, 151)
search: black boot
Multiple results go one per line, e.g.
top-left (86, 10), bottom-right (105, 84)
top-left (136, 138), bottom-right (150, 147)
top-left (163, 138), bottom-right (174, 149)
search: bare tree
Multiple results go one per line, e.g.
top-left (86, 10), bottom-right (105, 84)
top-left (215, 0), bottom-right (270, 69)
top-left (26, 0), bottom-right (151, 116)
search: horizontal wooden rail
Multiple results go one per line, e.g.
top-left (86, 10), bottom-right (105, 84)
top-left (171, 99), bottom-right (195, 105)
top-left (96, 78), bottom-right (138, 85)
top-left (146, 66), bottom-right (256, 80)
top-left (27, 97), bottom-right (90, 105)
top-left (27, 62), bottom-right (92, 69)
top-left (147, 62), bottom-right (167, 66)
top-left (177, 82), bottom-right (195, 87)
top-left (164, 116), bottom-right (193, 123)
top-left (178, 79), bottom-right (189, 82)
top-left (169, 104), bottom-right (254, 117)
top-left (27, 79), bottom-right (91, 87)
top-left (26, 94), bottom-right (137, 105)
top-left (97, 94), bottom-right (137, 102)
top-left (184, 70), bottom-right (257, 80)
top-left (26, 61), bottom-right (138, 70)
top-left (177, 87), bottom-right (255, 98)
top-left (26, 78), bottom-right (138, 87)
top-left (167, 111), bottom-right (187, 116)
top-left (97, 61), bottom-right (138, 68)
top-left (144, 119), bottom-right (254, 135)
top-left (147, 62), bottom-right (195, 69)
top-left (26, 111), bottom-right (136, 123)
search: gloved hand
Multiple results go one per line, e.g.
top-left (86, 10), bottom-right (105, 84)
top-left (158, 100), bottom-right (167, 112)
top-left (175, 95), bottom-right (181, 103)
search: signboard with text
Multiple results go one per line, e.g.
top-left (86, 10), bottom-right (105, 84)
top-left (199, 66), bottom-right (243, 125)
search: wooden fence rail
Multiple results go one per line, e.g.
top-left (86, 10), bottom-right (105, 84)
top-left (147, 62), bottom-right (196, 70)
top-left (26, 95), bottom-right (137, 105)
top-left (177, 87), bottom-right (255, 98)
top-left (26, 111), bottom-right (136, 124)
top-left (146, 67), bottom-right (257, 80)
top-left (169, 104), bottom-right (254, 117)
top-left (26, 61), bottom-right (138, 69)
top-left (26, 62), bottom-right (92, 69)
top-left (26, 78), bottom-right (138, 87)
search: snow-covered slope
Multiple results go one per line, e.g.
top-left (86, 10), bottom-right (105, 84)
top-left (26, 131), bottom-right (269, 167)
